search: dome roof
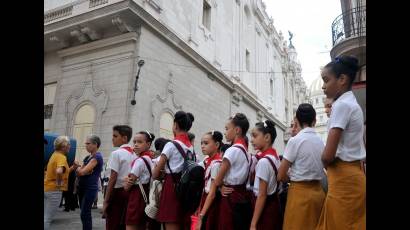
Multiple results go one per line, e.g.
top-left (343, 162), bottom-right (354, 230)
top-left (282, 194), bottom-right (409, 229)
top-left (309, 76), bottom-right (324, 97)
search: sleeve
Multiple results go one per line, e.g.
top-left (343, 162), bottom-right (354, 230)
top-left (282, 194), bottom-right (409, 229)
top-left (56, 155), bottom-right (67, 168)
top-left (283, 138), bottom-right (299, 163)
top-left (329, 102), bottom-right (352, 130)
top-left (130, 159), bottom-right (143, 177)
top-left (255, 160), bottom-right (271, 183)
top-left (210, 162), bottom-right (221, 179)
top-left (223, 147), bottom-right (236, 165)
top-left (161, 142), bottom-right (175, 160)
top-left (107, 152), bottom-right (120, 173)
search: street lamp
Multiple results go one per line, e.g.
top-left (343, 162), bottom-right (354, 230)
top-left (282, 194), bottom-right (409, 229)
top-left (131, 60), bottom-right (145, 105)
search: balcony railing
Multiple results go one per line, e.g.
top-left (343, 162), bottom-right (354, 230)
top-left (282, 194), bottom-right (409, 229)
top-left (331, 6), bottom-right (366, 46)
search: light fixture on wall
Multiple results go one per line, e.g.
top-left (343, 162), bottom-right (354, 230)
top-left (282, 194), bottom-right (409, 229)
top-left (131, 60), bottom-right (145, 105)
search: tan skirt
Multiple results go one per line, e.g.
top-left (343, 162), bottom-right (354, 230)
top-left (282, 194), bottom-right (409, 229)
top-left (283, 180), bottom-right (325, 230)
top-left (316, 159), bottom-right (366, 230)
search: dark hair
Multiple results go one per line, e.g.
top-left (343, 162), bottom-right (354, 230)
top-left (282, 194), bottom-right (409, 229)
top-left (87, 134), bottom-right (101, 148)
top-left (113, 125), bottom-right (133, 143)
top-left (154, 137), bottom-right (171, 152)
top-left (255, 119), bottom-right (277, 144)
top-left (229, 113), bottom-right (250, 136)
top-left (205, 131), bottom-right (224, 150)
top-left (324, 55), bottom-right (359, 87)
top-left (221, 143), bottom-right (232, 154)
top-left (138, 131), bottom-right (156, 146)
top-left (174, 111), bottom-right (195, 131)
top-left (188, 132), bottom-right (195, 142)
top-left (296, 103), bottom-right (316, 127)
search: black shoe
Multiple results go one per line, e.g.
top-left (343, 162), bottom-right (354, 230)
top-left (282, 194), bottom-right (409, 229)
top-left (64, 208), bottom-right (69, 212)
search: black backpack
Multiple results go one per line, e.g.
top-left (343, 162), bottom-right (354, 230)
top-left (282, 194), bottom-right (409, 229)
top-left (167, 141), bottom-right (205, 214)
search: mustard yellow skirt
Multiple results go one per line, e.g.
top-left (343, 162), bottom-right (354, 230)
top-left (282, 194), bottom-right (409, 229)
top-left (316, 159), bottom-right (366, 230)
top-left (283, 180), bottom-right (325, 230)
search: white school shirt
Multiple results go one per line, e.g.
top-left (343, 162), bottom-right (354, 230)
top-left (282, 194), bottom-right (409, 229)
top-left (253, 154), bottom-right (281, 196)
top-left (204, 159), bottom-right (222, 193)
top-left (162, 140), bottom-right (194, 174)
top-left (130, 155), bottom-right (154, 184)
top-left (223, 144), bottom-right (251, 185)
top-left (328, 91), bottom-right (366, 161)
top-left (283, 127), bottom-right (325, 182)
top-left (107, 144), bottom-right (137, 188)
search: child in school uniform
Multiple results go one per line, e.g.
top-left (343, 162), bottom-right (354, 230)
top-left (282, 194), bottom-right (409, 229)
top-left (123, 131), bottom-right (155, 230)
top-left (195, 131), bottom-right (223, 230)
top-left (213, 113), bottom-right (252, 230)
top-left (152, 111), bottom-right (195, 230)
top-left (278, 104), bottom-right (326, 230)
top-left (103, 125), bottom-right (137, 230)
top-left (316, 56), bottom-right (366, 230)
top-left (249, 120), bottom-right (282, 230)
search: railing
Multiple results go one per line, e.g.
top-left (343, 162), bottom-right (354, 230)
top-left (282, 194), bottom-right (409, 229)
top-left (44, 5), bottom-right (73, 23)
top-left (89, 0), bottom-right (109, 8)
top-left (331, 6), bottom-right (366, 46)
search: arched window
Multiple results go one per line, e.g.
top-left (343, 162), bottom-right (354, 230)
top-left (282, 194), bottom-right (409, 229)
top-left (72, 104), bottom-right (95, 161)
top-left (160, 112), bottom-right (174, 140)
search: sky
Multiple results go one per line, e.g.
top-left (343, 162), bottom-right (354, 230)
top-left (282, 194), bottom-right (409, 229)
top-left (264, 0), bottom-right (342, 87)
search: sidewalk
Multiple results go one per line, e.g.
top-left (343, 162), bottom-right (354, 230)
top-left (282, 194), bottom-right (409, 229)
top-left (50, 206), bottom-right (105, 230)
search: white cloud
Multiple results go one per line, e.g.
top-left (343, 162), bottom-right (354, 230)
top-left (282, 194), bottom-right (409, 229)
top-left (263, 0), bottom-right (342, 87)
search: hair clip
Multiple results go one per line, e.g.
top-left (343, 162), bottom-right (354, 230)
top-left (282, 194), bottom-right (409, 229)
top-left (145, 130), bottom-right (152, 139)
top-left (263, 120), bottom-right (268, 128)
top-left (211, 130), bottom-right (215, 136)
top-left (334, 57), bottom-right (341, 63)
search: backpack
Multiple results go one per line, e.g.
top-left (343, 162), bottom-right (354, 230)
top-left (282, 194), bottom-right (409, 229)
top-left (144, 180), bottom-right (163, 219)
top-left (167, 141), bottom-right (205, 214)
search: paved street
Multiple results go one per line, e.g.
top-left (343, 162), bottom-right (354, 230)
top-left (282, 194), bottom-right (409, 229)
top-left (50, 205), bottom-right (105, 230)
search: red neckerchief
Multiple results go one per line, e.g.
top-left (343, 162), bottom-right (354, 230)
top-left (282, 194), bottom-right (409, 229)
top-left (174, 133), bottom-right (192, 147)
top-left (234, 137), bottom-right (248, 151)
top-left (131, 150), bottom-right (152, 168)
top-left (121, 146), bottom-right (133, 154)
top-left (205, 152), bottom-right (222, 171)
top-left (256, 147), bottom-right (279, 160)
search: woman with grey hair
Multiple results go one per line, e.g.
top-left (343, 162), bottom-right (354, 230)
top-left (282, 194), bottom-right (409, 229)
top-left (76, 134), bottom-right (104, 230)
top-left (44, 136), bottom-right (80, 230)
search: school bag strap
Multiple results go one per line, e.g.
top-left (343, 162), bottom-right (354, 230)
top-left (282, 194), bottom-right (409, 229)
top-left (165, 141), bottom-right (188, 185)
top-left (139, 156), bottom-right (152, 178)
top-left (263, 156), bottom-right (280, 193)
top-left (204, 160), bottom-right (222, 181)
top-left (231, 145), bottom-right (251, 186)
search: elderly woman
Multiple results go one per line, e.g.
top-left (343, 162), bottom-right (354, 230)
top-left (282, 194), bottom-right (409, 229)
top-left (44, 136), bottom-right (79, 230)
top-left (76, 134), bottom-right (104, 230)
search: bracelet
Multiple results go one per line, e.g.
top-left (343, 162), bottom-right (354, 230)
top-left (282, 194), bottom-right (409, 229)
top-left (199, 213), bottom-right (205, 220)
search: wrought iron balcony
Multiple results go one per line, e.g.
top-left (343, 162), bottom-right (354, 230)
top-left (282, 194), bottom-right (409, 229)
top-left (331, 6), bottom-right (366, 46)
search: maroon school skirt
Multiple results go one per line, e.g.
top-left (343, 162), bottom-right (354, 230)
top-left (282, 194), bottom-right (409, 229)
top-left (106, 187), bottom-right (129, 230)
top-left (125, 184), bottom-right (150, 226)
top-left (156, 173), bottom-right (183, 223)
top-left (217, 184), bottom-right (251, 230)
top-left (200, 192), bottom-right (220, 230)
top-left (252, 193), bottom-right (282, 230)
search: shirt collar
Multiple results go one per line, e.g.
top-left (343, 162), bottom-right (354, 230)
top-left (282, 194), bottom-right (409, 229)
top-left (335, 90), bottom-right (353, 102)
top-left (299, 127), bottom-right (316, 134)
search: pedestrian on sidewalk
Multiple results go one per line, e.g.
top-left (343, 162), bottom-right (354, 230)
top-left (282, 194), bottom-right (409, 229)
top-left (44, 136), bottom-right (80, 230)
top-left (76, 134), bottom-right (104, 230)
top-left (317, 56), bottom-right (366, 230)
top-left (278, 103), bottom-right (326, 230)
top-left (103, 125), bottom-right (136, 230)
